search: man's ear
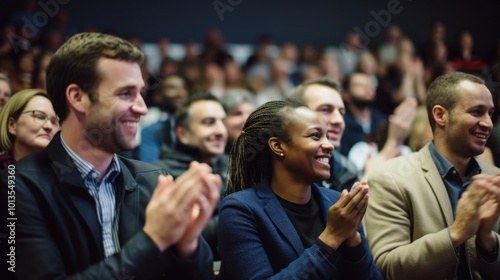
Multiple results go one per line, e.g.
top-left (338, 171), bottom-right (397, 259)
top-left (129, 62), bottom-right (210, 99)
top-left (268, 137), bottom-right (285, 157)
top-left (66, 84), bottom-right (89, 113)
top-left (176, 126), bottom-right (190, 145)
top-left (432, 105), bottom-right (447, 128)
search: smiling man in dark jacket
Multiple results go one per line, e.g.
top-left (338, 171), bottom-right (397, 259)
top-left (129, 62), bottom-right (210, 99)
top-left (1, 32), bottom-right (219, 280)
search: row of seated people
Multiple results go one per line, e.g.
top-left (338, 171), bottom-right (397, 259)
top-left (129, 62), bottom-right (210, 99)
top-left (1, 32), bottom-right (499, 279)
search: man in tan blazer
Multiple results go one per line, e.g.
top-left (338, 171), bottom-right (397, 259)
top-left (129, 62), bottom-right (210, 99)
top-left (365, 72), bottom-right (500, 280)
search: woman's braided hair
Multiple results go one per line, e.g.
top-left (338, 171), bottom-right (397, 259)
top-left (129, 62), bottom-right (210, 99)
top-left (226, 97), bottom-right (307, 194)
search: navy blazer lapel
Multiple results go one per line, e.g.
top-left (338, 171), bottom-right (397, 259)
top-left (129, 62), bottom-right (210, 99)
top-left (257, 180), bottom-right (305, 255)
top-left (420, 144), bottom-right (454, 224)
top-left (46, 133), bottom-right (103, 252)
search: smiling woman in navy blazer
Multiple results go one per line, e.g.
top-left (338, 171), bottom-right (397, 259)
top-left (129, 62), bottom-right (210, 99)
top-left (218, 98), bottom-right (382, 279)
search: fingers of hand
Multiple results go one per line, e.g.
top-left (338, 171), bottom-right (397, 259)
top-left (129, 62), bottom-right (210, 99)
top-left (200, 173), bottom-right (221, 207)
top-left (335, 182), bottom-right (368, 217)
top-left (466, 180), bottom-right (488, 205)
top-left (338, 183), bottom-right (359, 206)
top-left (349, 182), bottom-right (368, 209)
top-left (189, 161), bottom-right (213, 174)
top-left (152, 174), bottom-right (173, 200)
top-left (353, 195), bottom-right (369, 224)
top-left (478, 174), bottom-right (500, 200)
top-left (340, 189), bottom-right (348, 199)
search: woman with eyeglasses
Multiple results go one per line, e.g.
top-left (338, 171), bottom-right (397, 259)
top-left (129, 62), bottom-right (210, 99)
top-left (0, 89), bottom-right (59, 169)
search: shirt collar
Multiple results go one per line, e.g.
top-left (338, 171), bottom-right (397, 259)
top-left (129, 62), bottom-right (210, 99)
top-left (428, 141), bottom-right (481, 179)
top-left (60, 134), bottom-right (121, 185)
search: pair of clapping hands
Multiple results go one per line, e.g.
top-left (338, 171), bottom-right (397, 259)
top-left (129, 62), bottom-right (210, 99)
top-left (451, 173), bottom-right (500, 252)
top-left (144, 162), bottom-right (221, 258)
top-left (320, 181), bottom-right (369, 250)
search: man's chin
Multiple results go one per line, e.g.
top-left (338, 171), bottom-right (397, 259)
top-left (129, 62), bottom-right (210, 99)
top-left (206, 149), bottom-right (225, 158)
top-left (115, 140), bottom-right (138, 154)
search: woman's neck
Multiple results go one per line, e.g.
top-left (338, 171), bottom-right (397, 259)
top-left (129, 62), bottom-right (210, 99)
top-left (270, 174), bottom-right (311, 204)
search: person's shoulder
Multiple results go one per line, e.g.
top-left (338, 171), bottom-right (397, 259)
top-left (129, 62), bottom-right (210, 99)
top-left (369, 150), bottom-right (423, 178)
top-left (212, 153), bottom-right (229, 169)
top-left (158, 145), bottom-right (192, 162)
top-left (223, 187), bottom-right (258, 200)
top-left (1, 150), bottom-right (57, 192)
top-left (153, 152), bottom-right (190, 178)
top-left (118, 156), bottom-right (166, 175)
top-left (12, 150), bottom-right (51, 173)
top-left (477, 160), bottom-right (500, 175)
top-left (221, 187), bottom-right (261, 208)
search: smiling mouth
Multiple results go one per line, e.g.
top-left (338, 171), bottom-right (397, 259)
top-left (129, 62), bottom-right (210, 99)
top-left (210, 141), bottom-right (226, 147)
top-left (122, 121), bottom-right (138, 128)
top-left (472, 133), bottom-right (488, 139)
top-left (315, 157), bottom-right (330, 163)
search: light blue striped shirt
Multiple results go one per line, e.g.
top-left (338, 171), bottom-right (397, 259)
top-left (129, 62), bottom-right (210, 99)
top-left (60, 135), bottom-right (121, 258)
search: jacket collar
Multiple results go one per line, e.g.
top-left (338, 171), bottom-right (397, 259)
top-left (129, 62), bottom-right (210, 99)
top-left (420, 143), bottom-right (454, 224)
top-left (45, 132), bottom-right (140, 252)
top-left (255, 179), bottom-right (332, 255)
top-left (47, 132), bottom-right (138, 191)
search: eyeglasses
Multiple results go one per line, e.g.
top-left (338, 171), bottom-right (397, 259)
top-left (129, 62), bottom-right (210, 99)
top-left (21, 110), bottom-right (60, 128)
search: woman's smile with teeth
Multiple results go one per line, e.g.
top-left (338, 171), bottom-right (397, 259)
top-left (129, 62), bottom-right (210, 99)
top-left (316, 157), bottom-right (329, 163)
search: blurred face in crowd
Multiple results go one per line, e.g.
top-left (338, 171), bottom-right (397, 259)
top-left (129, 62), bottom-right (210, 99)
top-left (8, 96), bottom-right (59, 159)
top-left (347, 73), bottom-right (375, 108)
top-left (0, 79), bottom-right (11, 111)
top-left (158, 76), bottom-right (188, 113)
top-left (85, 58), bottom-right (148, 154)
top-left (224, 101), bottom-right (255, 142)
top-left (19, 52), bottom-right (35, 73)
top-left (303, 84), bottom-right (345, 148)
top-left (178, 100), bottom-right (228, 160)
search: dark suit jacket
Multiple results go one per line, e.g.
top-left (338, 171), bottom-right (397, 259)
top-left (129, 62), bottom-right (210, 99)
top-left (155, 142), bottom-right (228, 261)
top-left (0, 134), bottom-right (214, 280)
top-left (218, 180), bottom-right (382, 280)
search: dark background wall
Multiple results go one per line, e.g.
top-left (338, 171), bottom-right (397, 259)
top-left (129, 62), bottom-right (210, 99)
top-left (2, 0), bottom-right (500, 58)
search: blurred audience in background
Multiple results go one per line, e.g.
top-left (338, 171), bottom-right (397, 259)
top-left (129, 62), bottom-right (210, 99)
top-left (1, 2), bottom-right (499, 167)
top-left (220, 89), bottom-right (255, 154)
